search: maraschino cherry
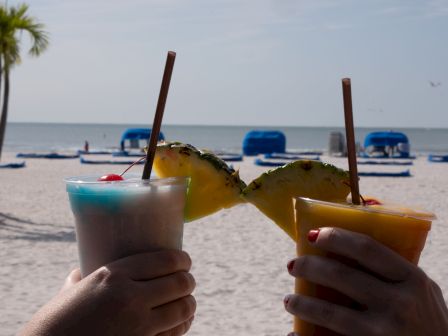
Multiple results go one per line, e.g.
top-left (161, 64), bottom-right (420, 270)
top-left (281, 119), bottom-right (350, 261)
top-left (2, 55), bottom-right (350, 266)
top-left (364, 198), bottom-right (382, 206)
top-left (98, 174), bottom-right (124, 181)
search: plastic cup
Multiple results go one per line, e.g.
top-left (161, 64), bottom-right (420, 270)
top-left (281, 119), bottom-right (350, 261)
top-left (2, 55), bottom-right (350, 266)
top-left (65, 174), bottom-right (187, 277)
top-left (294, 197), bottom-right (435, 336)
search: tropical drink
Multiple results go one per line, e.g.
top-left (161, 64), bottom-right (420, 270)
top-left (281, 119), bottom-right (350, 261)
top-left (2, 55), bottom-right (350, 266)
top-left (65, 175), bottom-right (187, 277)
top-left (66, 143), bottom-right (246, 277)
top-left (294, 197), bottom-right (435, 336)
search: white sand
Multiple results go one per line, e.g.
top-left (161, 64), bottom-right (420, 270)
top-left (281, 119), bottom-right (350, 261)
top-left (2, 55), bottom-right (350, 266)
top-left (1, 152), bottom-right (447, 336)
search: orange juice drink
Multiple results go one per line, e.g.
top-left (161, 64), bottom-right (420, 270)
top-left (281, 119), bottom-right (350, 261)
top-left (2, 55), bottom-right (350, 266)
top-left (294, 197), bottom-right (435, 336)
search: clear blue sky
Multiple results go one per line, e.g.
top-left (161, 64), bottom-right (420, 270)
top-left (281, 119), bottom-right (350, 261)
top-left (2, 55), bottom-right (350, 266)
top-left (7, 0), bottom-right (448, 127)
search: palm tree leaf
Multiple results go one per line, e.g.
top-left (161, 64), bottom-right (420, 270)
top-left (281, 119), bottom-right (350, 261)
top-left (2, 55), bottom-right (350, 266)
top-left (0, 3), bottom-right (49, 61)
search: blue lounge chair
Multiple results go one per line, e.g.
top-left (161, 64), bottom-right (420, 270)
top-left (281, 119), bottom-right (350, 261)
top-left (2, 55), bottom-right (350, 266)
top-left (80, 156), bottom-right (145, 165)
top-left (254, 158), bottom-right (287, 167)
top-left (217, 154), bottom-right (243, 162)
top-left (112, 151), bottom-right (146, 157)
top-left (428, 154), bottom-right (448, 163)
top-left (0, 161), bottom-right (26, 169)
top-left (357, 160), bottom-right (413, 166)
top-left (77, 149), bottom-right (113, 155)
top-left (16, 153), bottom-right (79, 159)
top-left (358, 170), bottom-right (411, 177)
top-left (254, 157), bottom-right (320, 167)
top-left (265, 153), bottom-right (320, 161)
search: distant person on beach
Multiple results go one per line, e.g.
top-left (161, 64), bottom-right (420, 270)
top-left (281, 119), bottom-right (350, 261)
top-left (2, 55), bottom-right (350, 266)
top-left (19, 250), bottom-right (196, 336)
top-left (285, 227), bottom-right (448, 335)
top-left (84, 140), bottom-right (89, 153)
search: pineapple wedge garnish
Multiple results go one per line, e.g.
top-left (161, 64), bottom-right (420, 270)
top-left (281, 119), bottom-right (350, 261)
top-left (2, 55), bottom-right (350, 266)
top-left (242, 160), bottom-right (350, 241)
top-left (154, 142), bottom-right (246, 222)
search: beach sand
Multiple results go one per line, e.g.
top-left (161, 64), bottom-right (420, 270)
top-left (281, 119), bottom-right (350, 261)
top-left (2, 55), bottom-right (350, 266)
top-left (1, 152), bottom-right (447, 336)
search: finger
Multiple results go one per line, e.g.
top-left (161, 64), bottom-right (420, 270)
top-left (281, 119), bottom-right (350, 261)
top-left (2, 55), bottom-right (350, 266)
top-left (141, 271), bottom-right (196, 307)
top-left (151, 295), bottom-right (196, 333)
top-left (109, 250), bottom-right (192, 280)
top-left (289, 256), bottom-right (391, 306)
top-left (155, 316), bottom-right (194, 336)
top-left (60, 268), bottom-right (82, 292)
top-left (312, 228), bottom-right (413, 281)
top-left (284, 294), bottom-right (368, 336)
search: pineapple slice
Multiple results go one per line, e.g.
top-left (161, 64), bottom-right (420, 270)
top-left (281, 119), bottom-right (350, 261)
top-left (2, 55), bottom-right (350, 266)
top-left (242, 160), bottom-right (350, 240)
top-left (154, 142), bottom-right (246, 221)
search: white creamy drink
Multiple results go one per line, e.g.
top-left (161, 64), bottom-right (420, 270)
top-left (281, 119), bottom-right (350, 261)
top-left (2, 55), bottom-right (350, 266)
top-left (65, 175), bottom-right (187, 277)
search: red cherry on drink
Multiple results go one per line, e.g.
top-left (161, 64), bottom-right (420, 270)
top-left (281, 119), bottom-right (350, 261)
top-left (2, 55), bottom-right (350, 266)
top-left (97, 174), bottom-right (124, 181)
top-left (364, 198), bottom-right (382, 206)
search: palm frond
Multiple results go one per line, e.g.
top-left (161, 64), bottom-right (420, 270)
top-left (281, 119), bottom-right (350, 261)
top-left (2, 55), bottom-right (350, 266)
top-left (0, 3), bottom-right (49, 67)
top-left (2, 33), bottom-right (21, 69)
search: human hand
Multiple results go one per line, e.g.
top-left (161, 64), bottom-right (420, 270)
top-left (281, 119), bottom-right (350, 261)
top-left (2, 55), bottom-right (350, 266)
top-left (20, 250), bottom-right (196, 336)
top-left (284, 228), bottom-right (448, 336)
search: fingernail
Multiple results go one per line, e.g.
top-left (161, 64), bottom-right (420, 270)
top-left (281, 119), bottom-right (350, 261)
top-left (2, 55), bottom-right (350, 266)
top-left (284, 295), bottom-right (292, 307)
top-left (287, 259), bottom-right (295, 273)
top-left (307, 229), bottom-right (320, 242)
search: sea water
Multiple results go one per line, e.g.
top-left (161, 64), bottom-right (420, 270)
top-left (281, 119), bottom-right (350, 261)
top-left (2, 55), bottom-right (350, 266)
top-left (5, 122), bottom-right (448, 154)
top-left (66, 175), bottom-right (187, 277)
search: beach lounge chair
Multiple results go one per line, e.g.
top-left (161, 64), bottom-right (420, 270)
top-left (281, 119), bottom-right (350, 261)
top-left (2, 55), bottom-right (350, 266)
top-left (428, 154), bottom-right (448, 163)
top-left (217, 154), bottom-right (243, 162)
top-left (0, 161), bottom-right (26, 169)
top-left (358, 170), bottom-right (411, 177)
top-left (357, 160), bottom-right (413, 166)
top-left (80, 156), bottom-right (145, 165)
top-left (254, 157), bottom-right (320, 167)
top-left (265, 153), bottom-right (320, 160)
top-left (16, 153), bottom-right (79, 159)
top-left (77, 149), bottom-right (113, 155)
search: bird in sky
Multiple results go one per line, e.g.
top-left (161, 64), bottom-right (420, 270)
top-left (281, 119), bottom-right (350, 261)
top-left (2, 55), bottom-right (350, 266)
top-left (429, 81), bottom-right (442, 88)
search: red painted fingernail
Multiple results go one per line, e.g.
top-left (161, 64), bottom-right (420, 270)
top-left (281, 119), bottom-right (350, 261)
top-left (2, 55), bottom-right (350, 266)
top-left (284, 295), bottom-right (290, 307)
top-left (307, 229), bottom-right (320, 242)
top-left (287, 259), bottom-right (295, 273)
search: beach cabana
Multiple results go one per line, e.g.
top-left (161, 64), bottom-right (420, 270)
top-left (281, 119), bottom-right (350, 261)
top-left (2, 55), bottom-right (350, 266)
top-left (242, 130), bottom-right (286, 156)
top-left (362, 131), bottom-right (411, 158)
top-left (120, 128), bottom-right (165, 151)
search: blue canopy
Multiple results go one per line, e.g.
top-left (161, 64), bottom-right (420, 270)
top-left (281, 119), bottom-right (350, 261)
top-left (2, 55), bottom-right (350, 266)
top-left (364, 131), bottom-right (409, 148)
top-left (120, 128), bottom-right (165, 149)
top-left (243, 130), bottom-right (286, 156)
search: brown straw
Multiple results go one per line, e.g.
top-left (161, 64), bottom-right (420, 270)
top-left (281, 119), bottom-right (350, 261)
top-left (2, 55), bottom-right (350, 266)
top-left (341, 78), bottom-right (361, 205)
top-left (142, 51), bottom-right (177, 180)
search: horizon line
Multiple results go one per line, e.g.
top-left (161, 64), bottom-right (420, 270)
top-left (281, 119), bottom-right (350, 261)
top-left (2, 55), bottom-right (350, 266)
top-left (7, 121), bottom-right (448, 130)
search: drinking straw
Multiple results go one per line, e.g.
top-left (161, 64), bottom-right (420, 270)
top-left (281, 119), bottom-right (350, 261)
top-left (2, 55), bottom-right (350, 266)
top-left (142, 51), bottom-right (176, 180)
top-left (341, 78), bottom-right (361, 205)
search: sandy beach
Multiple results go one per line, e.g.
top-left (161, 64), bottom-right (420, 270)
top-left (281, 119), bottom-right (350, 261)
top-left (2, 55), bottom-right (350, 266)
top-left (1, 152), bottom-right (447, 336)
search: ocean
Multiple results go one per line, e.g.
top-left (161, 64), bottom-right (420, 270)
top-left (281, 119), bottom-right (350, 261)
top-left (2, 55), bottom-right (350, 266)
top-left (3, 122), bottom-right (448, 154)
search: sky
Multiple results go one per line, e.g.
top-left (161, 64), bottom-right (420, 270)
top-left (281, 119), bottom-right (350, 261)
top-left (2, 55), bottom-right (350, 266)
top-left (5, 0), bottom-right (448, 127)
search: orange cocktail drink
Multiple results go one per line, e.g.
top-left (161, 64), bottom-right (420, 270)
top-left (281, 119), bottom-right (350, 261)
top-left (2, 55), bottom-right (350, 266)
top-left (294, 197), bottom-right (435, 336)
